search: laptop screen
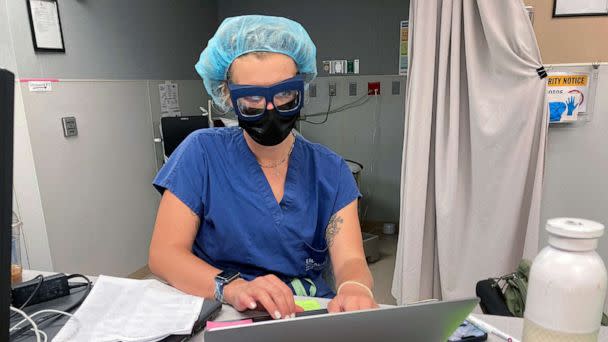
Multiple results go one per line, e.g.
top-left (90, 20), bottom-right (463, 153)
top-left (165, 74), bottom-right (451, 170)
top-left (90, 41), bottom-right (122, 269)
top-left (161, 116), bottom-right (210, 158)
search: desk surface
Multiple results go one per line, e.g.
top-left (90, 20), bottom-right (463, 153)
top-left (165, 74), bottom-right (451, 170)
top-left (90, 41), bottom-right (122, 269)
top-left (19, 271), bottom-right (608, 342)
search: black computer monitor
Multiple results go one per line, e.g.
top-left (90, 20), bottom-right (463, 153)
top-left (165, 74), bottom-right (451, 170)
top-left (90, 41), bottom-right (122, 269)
top-left (160, 115), bottom-right (210, 157)
top-left (0, 69), bottom-right (15, 341)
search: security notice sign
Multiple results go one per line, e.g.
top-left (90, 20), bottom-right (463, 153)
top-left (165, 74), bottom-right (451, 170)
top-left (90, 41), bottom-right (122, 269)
top-left (547, 73), bottom-right (589, 123)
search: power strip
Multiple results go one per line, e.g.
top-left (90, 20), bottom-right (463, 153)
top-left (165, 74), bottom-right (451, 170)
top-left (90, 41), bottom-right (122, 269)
top-left (11, 273), bottom-right (70, 308)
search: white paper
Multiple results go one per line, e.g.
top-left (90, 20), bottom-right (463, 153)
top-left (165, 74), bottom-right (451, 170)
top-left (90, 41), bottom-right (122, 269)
top-left (159, 81), bottom-right (181, 116)
top-left (30, 0), bottom-right (63, 49)
top-left (555, 0), bottom-right (608, 15)
top-left (53, 275), bottom-right (204, 342)
top-left (28, 81), bottom-right (52, 92)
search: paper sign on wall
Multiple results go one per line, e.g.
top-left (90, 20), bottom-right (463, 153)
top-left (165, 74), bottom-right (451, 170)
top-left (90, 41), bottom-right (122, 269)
top-left (398, 20), bottom-right (408, 76)
top-left (28, 81), bottom-right (53, 92)
top-left (547, 72), bottom-right (589, 123)
top-left (159, 81), bottom-right (180, 117)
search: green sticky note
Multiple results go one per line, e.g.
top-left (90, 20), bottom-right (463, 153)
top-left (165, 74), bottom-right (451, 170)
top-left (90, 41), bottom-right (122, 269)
top-left (295, 299), bottom-right (322, 311)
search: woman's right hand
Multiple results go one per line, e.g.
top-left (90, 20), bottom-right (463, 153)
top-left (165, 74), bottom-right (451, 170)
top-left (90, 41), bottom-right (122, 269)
top-left (223, 274), bottom-right (302, 319)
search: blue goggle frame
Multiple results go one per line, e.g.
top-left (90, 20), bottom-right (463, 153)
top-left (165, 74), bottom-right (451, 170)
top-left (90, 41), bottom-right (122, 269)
top-left (228, 75), bottom-right (305, 121)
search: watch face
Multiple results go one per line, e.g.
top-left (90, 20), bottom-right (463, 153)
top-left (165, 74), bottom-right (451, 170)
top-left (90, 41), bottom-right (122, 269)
top-left (217, 270), bottom-right (239, 283)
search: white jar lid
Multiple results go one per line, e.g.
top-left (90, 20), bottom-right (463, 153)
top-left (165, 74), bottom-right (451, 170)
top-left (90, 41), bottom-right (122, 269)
top-left (546, 218), bottom-right (605, 239)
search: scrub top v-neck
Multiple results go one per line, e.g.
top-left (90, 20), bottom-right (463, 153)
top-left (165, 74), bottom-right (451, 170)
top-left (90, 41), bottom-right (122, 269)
top-left (153, 127), bottom-right (360, 298)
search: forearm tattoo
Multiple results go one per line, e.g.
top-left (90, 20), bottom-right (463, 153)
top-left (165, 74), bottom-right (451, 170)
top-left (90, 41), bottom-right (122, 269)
top-left (325, 213), bottom-right (344, 247)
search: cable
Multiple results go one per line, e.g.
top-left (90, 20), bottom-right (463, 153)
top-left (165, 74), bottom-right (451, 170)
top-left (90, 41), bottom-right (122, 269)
top-left (362, 94), bottom-right (381, 222)
top-left (13, 310), bottom-right (79, 342)
top-left (302, 96), bottom-right (333, 125)
top-left (66, 274), bottom-right (92, 283)
top-left (19, 275), bottom-right (44, 308)
top-left (300, 95), bottom-right (371, 123)
top-left (10, 274), bottom-right (91, 339)
top-left (9, 288), bottom-right (87, 338)
top-left (304, 96), bottom-right (332, 124)
top-left (330, 93), bottom-right (372, 113)
top-left (328, 92), bottom-right (370, 112)
top-left (10, 309), bottom-right (75, 332)
top-left (9, 306), bottom-right (41, 342)
top-left (37, 329), bottom-right (48, 342)
top-left (302, 93), bottom-right (371, 119)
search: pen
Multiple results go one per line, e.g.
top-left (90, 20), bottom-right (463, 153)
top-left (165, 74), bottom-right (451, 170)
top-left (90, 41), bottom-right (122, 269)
top-left (467, 315), bottom-right (521, 342)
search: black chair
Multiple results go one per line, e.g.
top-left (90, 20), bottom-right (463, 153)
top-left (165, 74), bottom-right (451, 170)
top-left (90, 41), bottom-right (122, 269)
top-left (159, 115), bottom-right (210, 158)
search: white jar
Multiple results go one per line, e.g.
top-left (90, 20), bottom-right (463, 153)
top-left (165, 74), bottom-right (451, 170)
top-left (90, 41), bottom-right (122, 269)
top-left (523, 218), bottom-right (607, 342)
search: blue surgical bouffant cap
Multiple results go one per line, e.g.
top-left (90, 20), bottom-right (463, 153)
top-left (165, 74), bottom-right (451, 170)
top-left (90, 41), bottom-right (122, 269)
top-left (195, 15), bottom-right (317, 111)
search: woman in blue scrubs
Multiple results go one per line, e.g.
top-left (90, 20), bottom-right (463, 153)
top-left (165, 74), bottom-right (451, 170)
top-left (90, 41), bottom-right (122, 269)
top-left (149, 15), bottom-right (378, 320)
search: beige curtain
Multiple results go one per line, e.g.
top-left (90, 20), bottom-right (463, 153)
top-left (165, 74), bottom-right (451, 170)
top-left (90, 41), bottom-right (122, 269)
top-left (392, 0), bottom-right (548, 304)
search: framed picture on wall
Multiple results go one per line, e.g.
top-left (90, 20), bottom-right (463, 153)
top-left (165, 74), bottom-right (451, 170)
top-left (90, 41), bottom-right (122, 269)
top-left (26, 0), bottom-right (66, 52)
top-left (553, 0), bottom-right (608, 17)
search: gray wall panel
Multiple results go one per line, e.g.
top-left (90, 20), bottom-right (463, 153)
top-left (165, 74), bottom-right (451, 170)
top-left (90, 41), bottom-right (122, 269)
top-left (20, 81), bottom-right (160, 276)
top-left (218, 0), bottom-right (410, 76)
top-left (299, 75), bottom-right (406, 223)
top-left (7, 0), bottom-right (217, 79)
top-left (539, 66), bottom-right (608, 263)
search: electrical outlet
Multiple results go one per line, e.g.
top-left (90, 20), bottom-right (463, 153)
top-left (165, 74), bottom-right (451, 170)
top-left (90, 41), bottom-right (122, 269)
top-left (367, 82), bottom-right (380, 95)
top-left (392, 81), bottom-right (400, 95)
top-left (329, 83), bottom-right (337, 96)
top-left (61, 116), bottom-right (78, 137)
top-left (309, 83), bottom-right (317, 97)
top-left (349, 82), bottom-right (357, 96)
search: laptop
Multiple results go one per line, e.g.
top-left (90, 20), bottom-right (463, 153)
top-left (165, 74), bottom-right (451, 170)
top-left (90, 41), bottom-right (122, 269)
top-left (205, 297), bottom-right (479, 342)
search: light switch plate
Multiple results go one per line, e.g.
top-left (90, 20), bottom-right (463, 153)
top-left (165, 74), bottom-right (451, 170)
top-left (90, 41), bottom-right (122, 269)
top-left (349, 82), bottom-right (357, 96)
top-left (329, 83), bottom-right (337, 96)
top-left (61, 116), bottom-right (78, 137)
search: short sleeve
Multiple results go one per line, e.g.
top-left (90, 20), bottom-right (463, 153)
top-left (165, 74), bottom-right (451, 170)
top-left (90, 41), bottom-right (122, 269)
top-left (331, 159), bottom-right (362, 216)
top-left (153, 133), bottom-right (207, 217)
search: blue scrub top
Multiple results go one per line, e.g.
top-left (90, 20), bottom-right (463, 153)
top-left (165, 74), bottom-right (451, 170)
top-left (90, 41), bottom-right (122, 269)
top-left (153, 127), bottom-right (360, 298)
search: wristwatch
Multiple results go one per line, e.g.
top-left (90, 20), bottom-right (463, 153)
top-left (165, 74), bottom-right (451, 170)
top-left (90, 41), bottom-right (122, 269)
top-left (214, 270), bottom-right (240, 303)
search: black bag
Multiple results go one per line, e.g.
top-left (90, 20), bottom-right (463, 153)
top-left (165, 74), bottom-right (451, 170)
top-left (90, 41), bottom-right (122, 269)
top-left (475, 278), bottom-right (513, 316)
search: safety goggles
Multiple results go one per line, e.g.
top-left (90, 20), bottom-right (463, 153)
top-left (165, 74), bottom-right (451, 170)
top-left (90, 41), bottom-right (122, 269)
top-left (228, 75), bottom-right (304, 120)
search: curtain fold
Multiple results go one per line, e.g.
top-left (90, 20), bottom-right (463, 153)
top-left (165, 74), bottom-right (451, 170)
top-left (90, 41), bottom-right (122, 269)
top-left (392, 0), bottom-right (548, 304)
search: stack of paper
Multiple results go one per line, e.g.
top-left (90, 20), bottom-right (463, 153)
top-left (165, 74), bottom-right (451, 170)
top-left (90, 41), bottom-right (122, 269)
top-left (53, 275), bottom-right (204, 342)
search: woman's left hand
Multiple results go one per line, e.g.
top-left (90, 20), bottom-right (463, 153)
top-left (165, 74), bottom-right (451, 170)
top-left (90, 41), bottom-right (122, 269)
top-left (327, 283), bottom-right (379, 313)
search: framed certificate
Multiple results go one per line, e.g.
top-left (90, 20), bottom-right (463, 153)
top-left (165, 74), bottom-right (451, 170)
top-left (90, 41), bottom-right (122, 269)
top-left (26, 0), bottom-right (65, 52)
top-left (553, 0), bottom-right (608, 17)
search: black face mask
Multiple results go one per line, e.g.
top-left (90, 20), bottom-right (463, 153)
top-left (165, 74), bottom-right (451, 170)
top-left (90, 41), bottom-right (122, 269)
top-left (238, 109), bottom-right (299, 146)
